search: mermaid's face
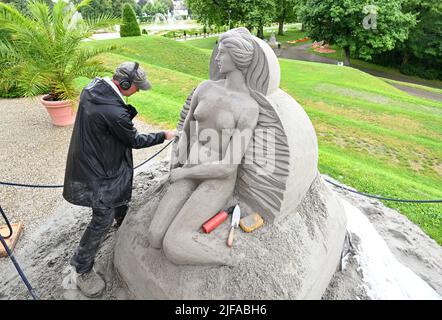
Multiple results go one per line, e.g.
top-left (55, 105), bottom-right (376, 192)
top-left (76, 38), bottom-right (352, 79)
top-left (215, 42), bottom-right (237, 74)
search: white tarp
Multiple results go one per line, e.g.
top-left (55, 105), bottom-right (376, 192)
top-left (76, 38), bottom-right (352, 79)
top-left (342, 198), bottom-right (440, 300)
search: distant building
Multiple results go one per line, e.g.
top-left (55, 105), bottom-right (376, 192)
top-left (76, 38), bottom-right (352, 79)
top-left (173, 0), bottom-right (188, 20)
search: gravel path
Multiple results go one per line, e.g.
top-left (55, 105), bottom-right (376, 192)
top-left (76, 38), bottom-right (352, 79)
top-left (0, 96), bottom-right (171, 254)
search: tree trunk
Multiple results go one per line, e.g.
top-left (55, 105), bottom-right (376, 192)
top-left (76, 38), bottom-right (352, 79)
top-left (278, 20), bottom-right (284, 36)
top-left (344, 46), bottom-right (350, 66)
top-left (278, 9), bottom-right (286, 36)
top-left (401, 52), bottom-right (410, 66)
top-left (257, 25), bottom-right (264, 39)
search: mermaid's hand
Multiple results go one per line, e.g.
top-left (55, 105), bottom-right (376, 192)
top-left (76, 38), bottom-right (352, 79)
top-left (170, 167), bottom-right (186, 182)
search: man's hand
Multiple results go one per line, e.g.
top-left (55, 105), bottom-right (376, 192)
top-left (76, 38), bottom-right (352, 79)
top-left (164, 130), bottom-right (177, 140)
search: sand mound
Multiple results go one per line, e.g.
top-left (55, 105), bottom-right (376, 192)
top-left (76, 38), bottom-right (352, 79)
top-left (114, 163), bottom-right (347, 299)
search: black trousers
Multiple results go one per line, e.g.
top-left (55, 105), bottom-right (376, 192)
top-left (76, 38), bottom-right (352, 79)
top-left (70, 205), bottom-right (128, 274)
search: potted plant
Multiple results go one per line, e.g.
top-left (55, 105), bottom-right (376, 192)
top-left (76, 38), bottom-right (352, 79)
top-left (0, 0), bottom-right (117, 126)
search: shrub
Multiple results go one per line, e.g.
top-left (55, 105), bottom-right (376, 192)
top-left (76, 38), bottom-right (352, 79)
top-left (400, 63), bottom-right (441, 80)
top-left (161, 30), bottom-right (177, 38)
top-left (0, 53), bottom-right (26, 98)
top-left (0, 53), bottom-right (23, 98)
top-left (0, 0), bottom-right (117, 100)
top-left (120, 3), bottom-right (141, 37)
top-left (0, 28), bottom-right (21, 97)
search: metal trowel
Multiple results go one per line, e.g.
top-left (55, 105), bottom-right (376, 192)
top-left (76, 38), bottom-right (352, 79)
top-left (227, 204), bottom-right (240, 247)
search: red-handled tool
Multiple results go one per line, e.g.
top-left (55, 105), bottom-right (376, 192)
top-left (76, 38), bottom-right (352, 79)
top-left (202, 210), bottom-right (228, 233)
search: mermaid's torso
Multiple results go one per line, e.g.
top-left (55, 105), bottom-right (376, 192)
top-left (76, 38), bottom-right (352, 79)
top-left (186, 80), bottom-right (256, 165)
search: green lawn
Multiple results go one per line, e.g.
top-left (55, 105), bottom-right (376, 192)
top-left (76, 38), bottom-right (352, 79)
top-left (308, 45), bottom-right (442, 89)
top-left (84, 35), bottom-right (210, 78)
top-left (184, 27), bottom-right (308, 51)
top-left (77, 36), bottom-right (442, 244)
top-left (182, 35), bottom-right (219, 50)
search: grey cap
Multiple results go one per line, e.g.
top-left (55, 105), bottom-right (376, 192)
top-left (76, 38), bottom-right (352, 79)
top-left (114, 62), bottom-right (151, 90)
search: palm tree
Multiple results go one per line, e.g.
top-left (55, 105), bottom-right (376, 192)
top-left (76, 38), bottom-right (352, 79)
top-left (0, 0), bottom-right (118, 101)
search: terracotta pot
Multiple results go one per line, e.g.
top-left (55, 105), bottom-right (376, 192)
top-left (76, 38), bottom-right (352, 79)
top-left (40, 95), bottom-right (76, 126)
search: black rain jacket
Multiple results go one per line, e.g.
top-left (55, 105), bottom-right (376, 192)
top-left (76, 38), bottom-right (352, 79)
top-left (63, 78), bottom-right (165, 209)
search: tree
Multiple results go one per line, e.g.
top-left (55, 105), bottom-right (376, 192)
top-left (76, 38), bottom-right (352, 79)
top-left (240, 0), bottom-right (276, 39)
top-left (133, 3), bottom-right (142, 17)
top-left (298, 0), bottom-right (416, 66)
top-left (138, 0), bottom-right (148, 8)
top-left (142, 2), bottom-right (155, 20)
top-left (161, 0), bottom-right (174, 12)
top-left (111, 0), bottom-right (137, 18)
top-left (143, 0), bottom-right (168, 21)
top-left (400, 0), bottom-right (441, 78)
top-left (0, 0), bottom-right (117, 100)
top-left (72, 0), bottom-right (113, 19)
top-left (370, 0), bottom-right (441, 79)
top-left (276, 0), bottom-right (297, 35)
top-left (120, 2), bottom-right (141, 36)
top-left (0, 0), bottom-right (53, 14)
top-left (186, 0), bottom-right (276, 38)
top-left (185, 0), bottom-right (236, 27)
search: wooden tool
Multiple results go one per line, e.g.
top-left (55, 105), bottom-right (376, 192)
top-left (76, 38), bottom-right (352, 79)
top-left (0, 222), bottom-right (23, 258)
top-left (227, 205), bottom-right (240, 247)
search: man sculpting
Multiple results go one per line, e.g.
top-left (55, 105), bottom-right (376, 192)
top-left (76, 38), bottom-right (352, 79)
top-left (63, 62), bottom-right (176, 297)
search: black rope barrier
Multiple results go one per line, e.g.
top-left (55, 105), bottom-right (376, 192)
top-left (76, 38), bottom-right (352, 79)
top-left (0, 205), bottom-right (38, 300)
top-left (0, 139), bottom-right (440, 204)
top-left (0, 140), bottom-right (174, 189)
top-left (324, 178), bottom-right (442, 203)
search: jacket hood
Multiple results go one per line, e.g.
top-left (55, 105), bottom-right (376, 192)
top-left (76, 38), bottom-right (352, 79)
top-left (83, 78), bottom-right (125, 106)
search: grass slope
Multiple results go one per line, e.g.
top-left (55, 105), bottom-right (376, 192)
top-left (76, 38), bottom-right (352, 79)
top-left (77, 36), bottom-right (442, 244)
top-left (308, 45), bottom-right (442, 89)
top-left (84, 35), bottom-right (210, 78)
top-left (185, 28), bottom-right (308, 51)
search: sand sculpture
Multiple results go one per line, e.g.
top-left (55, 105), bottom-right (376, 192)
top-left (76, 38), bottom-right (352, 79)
top-left (114, 28), bottom-right (347, 299)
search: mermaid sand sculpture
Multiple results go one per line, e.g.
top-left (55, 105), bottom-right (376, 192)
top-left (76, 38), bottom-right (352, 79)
top-left (114, 28), bottom-right (347, 299)
top-left (147, 27), bottom-right (286, 265)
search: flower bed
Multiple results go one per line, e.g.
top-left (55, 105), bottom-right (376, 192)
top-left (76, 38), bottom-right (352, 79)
top-left (287, 36), bottom-right (310, 44)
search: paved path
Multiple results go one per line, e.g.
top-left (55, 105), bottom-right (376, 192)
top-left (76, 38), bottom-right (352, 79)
top-left (388, 83), bottom-right (442, 102)
top-left (277, 43), bottom-right (338, 64)
top-left (277, 43), bottom-right (442, 102)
